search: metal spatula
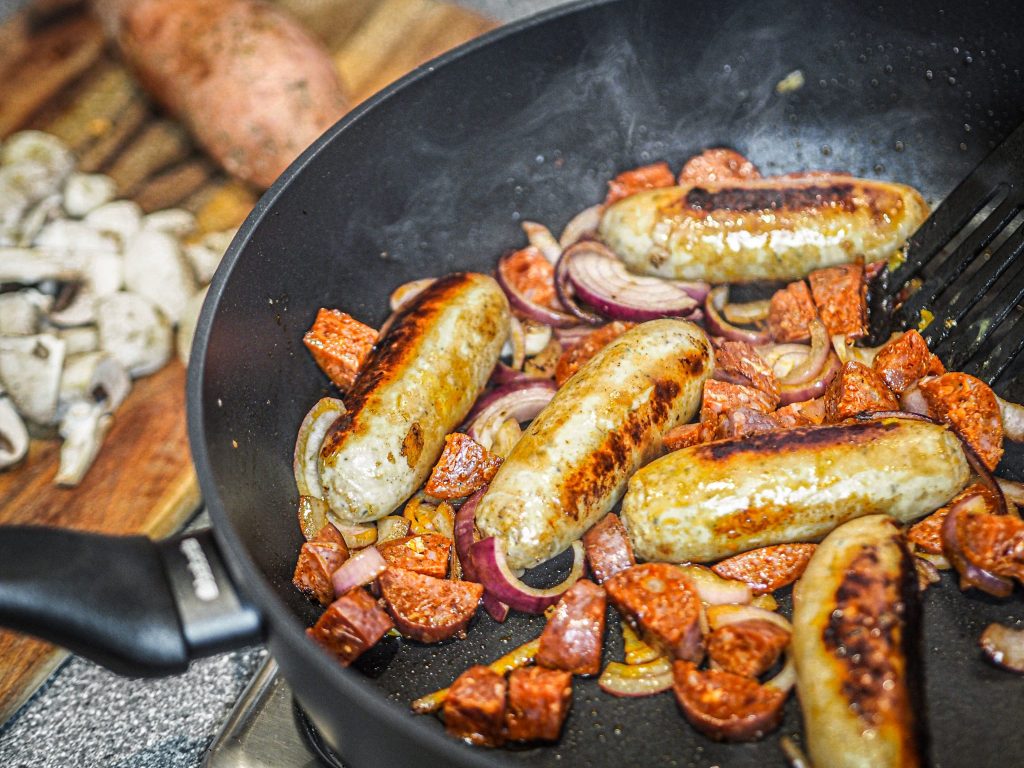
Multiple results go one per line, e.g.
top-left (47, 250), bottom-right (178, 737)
top-left (868, 121), bottom-right (1024, 386)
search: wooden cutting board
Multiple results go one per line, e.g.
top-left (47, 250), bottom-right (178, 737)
top-left (0, 0), bottom-right (495, 724)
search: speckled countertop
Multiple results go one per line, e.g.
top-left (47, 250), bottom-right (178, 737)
top-left (0, 2), bottom-right (565, 766)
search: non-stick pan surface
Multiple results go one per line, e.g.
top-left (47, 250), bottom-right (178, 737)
top-left (190, 0), bottom-right (1024, 765)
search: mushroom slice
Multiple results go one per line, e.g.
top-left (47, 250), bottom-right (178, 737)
top-left (59, 351), bottom-right (131, 413)
top-left (96, 292), bottom-right (172, 377)
top-left (1, 131), bottom-right (75, 183)
top-left (123, 229), bottom-right (197, 324)
top-left (0, 395), bottom-right (29, 470)
top-left (62, 173), bottom-right (116, 218)
top-left (86, 252), bottom-right (124, 297)
top-left (184, 228), bottom-right (236, 285)
top-left (143, 208), bottom-right (196, 237)
top-left (58, 326), bottom-right (100, 355)
top-left (0, 247), bottom-right (85, 283)
top-left (84, 200), bottom-right (142, 247)
top-left (17, 193), bottom-right (62, 246)
top-left (55, 400), bottom-right (112, 487)
top-left (0, 334), bottom-right (65, 424)
top-left (48, 284), bottom-right (97, 328)
top-left (0, 291), bottom-right (44, 335)
top-left (34, 219), bottom-right (119, 258)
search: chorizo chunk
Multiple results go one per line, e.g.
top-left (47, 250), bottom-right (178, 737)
top-left (307, 588), bottom-right (393, 667)
top-left (772, 399), bottom-right (825, 428)
top-left (702, 379), bottom-right (778, 418)
top-left (768, 281), bottom-right (817, 343)
top-left (678, 148), bottom-right (761, 185)
top-left (919, 372), bottom-right (1004, 470)
top-left (807, 263), bottom-right (867, 339)
top-left (554, 321), bottom-right (635, 386)
top-left (536, 579), bottom-right (607, 676)
top-left (672, 661), bottom-right (786, 742)
top-left (443, 665), bottom-right (507, 747)
top-left (505, 666), bottom-right (573, 742)
top-left (302, 308), bottom-right (377, 391)
top-left (605, 564), bottom-right (704, 662)
top-left (425, 433), bottom-right (503, 499)
top-left (823, 360), bottom-right (898, 422)
top-left (378, 567), bottom-right (482, 643)
top-left (712, 339), bottom-right (780, 400)
top-left (716, 407), bottom-right (780, 440)
top-left (378, 534), bottom-right (452, 579)
top-left (871, 329), bottom-right (937, 394)
top-left (707, 619), bottom-right (791, 678)
top-left (583, 513), bottom-right (635, 584)
top-left (910, 482), bottom-right (1001, 556)
top-left (605, 161), bottom-right (675, 206)
top-left (500, 246), bottom-right (558, 309)
top-left (662, 421), bottom-right (706, 451)
top-left (711, 543), bottom-right (817, 595)
top-left (293, 540), bottom-right (349, 606)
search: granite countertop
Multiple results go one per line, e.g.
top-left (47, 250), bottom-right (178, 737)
top-left (0, 1), bottom-right (566, 766)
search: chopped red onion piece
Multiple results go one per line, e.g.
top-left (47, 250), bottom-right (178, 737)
top-left (453, 489), bottom-right (511, 622)
top-left (778, 353), bottom-right (841, 405)
top-left (331, 545), bottom-right (387, 597)
top-left (777, 320), bottom-right (830, 386)
top-left (559, 204), bottom-right (602, 249)
top-left (941, 491), bottom-right (1013, 597)
top-left (705, 286), bottom-right (770, 344)
top-left (522, 221), bottom-right (562, 264)
top-left (469, 536), bottom-right (584, 614)
top-left (495, 250), bottom-right (579, 327)
top-left (465, 380), bottom-right (556, 449)
top-left (293, 397), bottom-right (345, 498)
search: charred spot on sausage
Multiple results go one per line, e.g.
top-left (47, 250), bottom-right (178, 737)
top-left (684, 184), bottom-right (857, 214)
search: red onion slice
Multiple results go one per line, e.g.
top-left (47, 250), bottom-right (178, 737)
top-left (980, 623), bottom-right (1024, 673)
top-left (522, 221), bottom-right (562, 264)
top-left (389, 278), bottom-right (436, 312)
top-left (900, 385), bottom-right (931, 416)
top-left (706, 604), bottom-right (793, 634)
top-left (555, 242), bottom-right (615, 325)
top-left (466, 380), bottom-right (556, 449)
top-left (705, 286), bottom-right (770, 344)
top-left (722, 298), bottom-right (770, 325)
top-left (469, 536), bottom-right (585, 614)
top-left (453, 489), bottom-right (510, 622)
top-left (777, 320), bottom-right (830, 386)
top-left (763, 654), bottom-right (796, 693)
top-left (496, 250), bottom-right (578, 327)
top-left (293, 397), bottom-right (345, 498)
top-left (559, 204), bottom-right (602, 249)
top-left (778, 353), bottom-right (841, 405)
top-left (565, 242), bottom-right (705, 321)
top-left (553, 324), bottom-right (594, 348)
top-left (331, 545), bottom-right (387, 597)
top-left (941, 490), bottom-right (1013, 597)
top-left (678, 565), bottom-right (753, 605)
top-left (598, 658), bottom-right (674, 698)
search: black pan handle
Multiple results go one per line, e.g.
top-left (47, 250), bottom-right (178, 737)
top-left (0, 526), bottom-right (262, 676)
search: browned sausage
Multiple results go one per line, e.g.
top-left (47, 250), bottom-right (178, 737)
top-left (712, 339), bottom-right (780, 401)
top-left (292, 540), bottom-right (348, 606)
top-left (306, 588), bottom-right (394, 667)
top-left (504, 666), bottom-right (573, 742)
top-left (672, 661), bottom-right (787, 742)
top-left (605, 564), bottom-right (703, 662)
top-left (871, 330), bottom-right (937, 395)
top-left (919, 372), bottom-right (1004, 470)
top-left (425, 433), bottom-right (503, 499)
top-left (807, 263), bottom-right (867, 339)
top-left (582, 513), bottom-right (635, 584)
top-left (823, 360), bottom-right (898, 422)
top-left (378, 534), bottom-right (452, 579)
top-left (443, 666), bottom-right (507, 747)
top-left (707, 620), bottom-right (790, 678)
top-left (711, 543), bottom-right (817, 595)
top-left (378, 568), bottom-right (483, 643)
top-left (536, 579), bottom-right (606, 676)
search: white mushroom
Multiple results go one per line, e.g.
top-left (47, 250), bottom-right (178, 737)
top-left (176, 286), bottom-right (208, 366)
top-left (85, 251), bottom-right (124, 297)
top-left (0, 394), bottom-right (29, 470)
top-left (0, 247), bottom-right (85, 283)
top-left (96, 292), bottom-right (172, 377)
top-left (84, 200), bottom-right (142, 247)
top-left (143, 208), bottom-right (196, 238)
top-left (1, 131), bottom-right (75, 183)
top-left (122, 229), bottom-right (197, 324)
top-left (184, 228), bottom-right (236, 285)
top-left (58, 325), bottom-right (99, 355)
top-left (59, 351), bottom-right (131, 413)
top-left (0, 291), bottom-right (44, 335)
top-left (54, 400), bottom-right (111, 487)
top-left (0, 334), bottom-right (65, 424)
top-left (62, 172), bottom-right (116, 218)
top-left (17, 193), bottom-right (62, 246)
top-left (34, 219), bottom-right (120, 258)
top-left (48, 285), bottom-right (97, 328)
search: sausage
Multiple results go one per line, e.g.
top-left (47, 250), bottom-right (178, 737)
top-left (711, 339), bottom-right (779, 400)
top-left (378, 568), bottom-right (483, 643)
top-left (672, 660), bottom-right (787, 742)
top-left (872, 330), bottom-right (937, 395)
top-left (791, 515), bottom-right (925, 768)
top-left (424, 433), bottom-right (503, 499)
top-left (443, 665), bottom-right (507, 747)
top-left (292, 540), bottom-right (349, 606)
top-left (711, 543), bottom-right (817, 595)
top-left (706, 619), bottom-right (790, 678)
top-left (582, 513), bottom-right (635, 584)
top-left (604, 563), bottom-right (704, 662)
top-left (504, 666), bottom-right (573, 742)
top-left (378, 534), bottom-right (452, 579)
top-left (919, 372), bottom-right (1004, 470)
top-left (475, 319), bottom-right (712, 569)
top-left (807, 263), bottom-right (867, 339)
top-left (536, 579), bottom-right (607, 675)
top-left (306, 588), bottom-right (394, 667)
top-left (319, 273), bottom-right (509, 523)
top-left (622, 417), bottom-right (971, 563)
top-left (823, 360), bottom-right (899, 422)
top-left (597, 176), bottom-right (929, 283)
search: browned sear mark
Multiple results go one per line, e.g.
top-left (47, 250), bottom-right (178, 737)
top-left (684, 183), bottom-right (857, 214)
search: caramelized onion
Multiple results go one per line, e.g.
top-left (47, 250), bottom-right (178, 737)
top-left (778, 353), bottom-right (841, 405)
top-left (293, 397), bottom-right (345, 498)
top-left (980, 623), bottom-right (1024, 673)
top-left (998, 395), bottom-right (1024, 442)
top-left (469, 536), bottom-right (584, 614)
top-left (705, 286), bottom-right (770, 344)
top-left (453, 489), bottom-right (509, 622)
top-left (465, 380), bottom-right (556, 450)
top-left (941, 490), bottom-right (1013, 597)
top-left (598, 658), bottom-right (674, 698)
top-left (496, 250), bottom-right (578, 327)
top-left (777, 320), bottom-right (830, 385)
top-left (331, 546), bottom-right (387, 596)
top-left (521, 221), bottom-right (562, 264)
top-left (559, 204), bottom-right (602, 248)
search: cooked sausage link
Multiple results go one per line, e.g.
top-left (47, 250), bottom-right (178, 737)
top-left (707, 619), bottom-right (791, 678)
top-left (807, 263), bottom-right (867, 339)
top-left (307, 588), bottom-right (394, 667)
top-left (504, 666), bottom-right (573, 742)
top-left (293, 540), bottom-right (349, 606)
top-left (425, 433), bottom-right (503, 499)
top-left (768, 280), bottom-right (817, 342)
top-left (823, 360), bottom-right (898, 422)
top-left (536, 579), bottom-right (607, 675)
top-left (871, 330), bottom-right (936, 394)
top-left (711, 543), bottom-right (817, 595)
top-left (378, 567), bottom-right (483, 643)
top-left (443, 665), bottom-right (507, 747)
top-left (672, 660), bottom-right (787, 742)
top-left (605, 563), bottom-right (703, 662)
top-left (378, 534), bottom-right (452, 579)
top-left (582, 513), bottom-right (635, 584)
top-left (919, 372), bottom-right (1004, 470)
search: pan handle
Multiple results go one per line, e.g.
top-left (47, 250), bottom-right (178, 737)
top-left (0, 526), bottom-right (262, 676)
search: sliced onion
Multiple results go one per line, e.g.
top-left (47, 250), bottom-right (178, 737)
top-left (678, 565), bottom-right (753, 605)
top-left (564, 241), bottom-right (704, 321)
top-left (293, 397), bottom-right (345, 498)
top-left (554, 242), bottom-right (605, 325)
top-left (376, 515), bottom-right (410, 545)
top-left (507, 315), bottom-right (527, 369)
top-left (598, 658), bottom-right (674, 698)
top-left (622, 622), bottom-right (661, 665)
top-left (998, 395), bottom-right (1024, 442)
top-left (778, 353), bottom-right (841, 405)
top-left (389, 278), bottom-right (435, 312)
top-left (489, 362), bottom-right (540, 386)
top-left (980, 623), bottom-right (1024, 673)
top-left (723, 298), bottom-right (770, 325)
top-left (465, 380), bottom-right (556, 449)
top-left (559, 204), bottom-right (602, 248)
top-left (488, 417), bottom-right (522, 458)
top-left (553, 324), bottom-right (594, 348)
top-left (522, 221), bottom-right (562, 264)
top-left (941, 491), bottom-right (1013, 597)
top-left (706, 604), bottom-right (793, 634)
top-left (900, 385), bottom-right (931, 416)
top-left (331, 545), bottom-right (387, 596)
top-left (469, 536), bottom-right (585, 614)
top-left (777, 320), bottom-right (830, 385)
top-left (333, 522), bottom-right (377, 550)
top-left (705, 286), bottom-right (770, 344)
top-left (453, 489), bottom-right (510, 622)
top-left (496, 250), bottom-right (578, 327)
top-left (764, 654), bottom-right (796, 693)
top-left (297, 495), bottom-right (330, 540)
top-left (998, 478), bottom-right (1024, 507)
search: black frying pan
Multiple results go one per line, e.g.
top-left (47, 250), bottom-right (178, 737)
top-left (2, 0), bottom-right (1024, 765)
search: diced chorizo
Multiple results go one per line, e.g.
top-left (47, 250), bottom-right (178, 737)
top-left (711, 543), bottom-right (817, 595)
top-left (662, 422), bottom-right (705, 451)
top-left (772, 399), bottom-right (825, 428)
top-left (583, 513), bottom-right (636, 584)
top-left (536, 579), bottom-right (607, 676)
top-left (706, 619), bottom-right (791, 678)
top-left (919, 372), bottom-right (1004, 470)
top-left (702, 379), bottom-right (778, 419)
top-left (443, 665), bottom-right (507, 747)
top-left (716, 407), bottom-right (779, 440)
top-left (672, 661), bottom-right (787, 742)
top-left (768, 281), bottom-right (817, 343)
top-left (378, 567), bottom-right (483, 643)
top-left (504, 666), bottom-right (573, 742)
top-left (807, 263), bottom-right (867, 339)
top-left (605, 161), bottom-right (675, 206)
top-left (871, 329), bottom-right (937, 394)
top-left (314, 522), bottom-right (347, 547)
top-left (605, 564), bottom-right (704, 662)
top-left (554, 321), bottom-right (635, 386)
top-left (678, 148), bottom-right (761, 185)
top-left (425, 433), bottom-right (503, 499)
top-left (910, 483), bottom-right (1001, 556)
top-left (823, 360), bottom-right (898, 422)
top-left (307, 588), bottom-right (394, 667)
top-left (500, 246), bottom-right (558, 309)
top-left (378, 534), bottom-right (452, 579)
top-left (293, 540), bottom-right (349, 606)
top-left (302, 308), bottom-right (377, 391)
top-left (712, 339), bottom-right (780, 401)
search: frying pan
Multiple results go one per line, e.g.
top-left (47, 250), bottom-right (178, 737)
top-left (2, 0), bottom-right (1024, 765)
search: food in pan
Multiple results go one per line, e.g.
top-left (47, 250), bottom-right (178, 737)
top-left (289, 148), bottom-right (1024, 760)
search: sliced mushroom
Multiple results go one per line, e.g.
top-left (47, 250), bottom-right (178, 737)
top-left (17, 193), bottom-right (62, 246)
top-left (0, 161), bottom-right (64, 205)
top-left (0, 247), bottom-right (86, 283)
top-left (0, 395), bottom-right (29, 470)
top-left (0, 333), bottom-right (65, 424)
top-left (34, 219), bottom-right (120, 258)
top-left (122, 229), bottom-right (197, 324)
top-left (1, 131), bottom-right (75, 183)
top-left (143, 208), bottom-right (196, 237)
top-left (59, 351), bottom-right (131, 413)
top-left (84, 200), bottom-right (142, 247)
top-left (48, 284), bottom-right (97, 328)
top-left (55, 400), bottom-right (112, 487)
top-left (184, 228), bottom-right (236, 285)
top-left (176, 286), bottom-right (208, 366)
top-left (0, 291), bottom-right (43, 335)
top-left (96, 292), bottom-right (172, 377)
top-left (85, 251), bottom-right (124, 297)
top-left (62, 172), bottom-right (116, 218)
top-left (58, 325), bottom-right (100, 355)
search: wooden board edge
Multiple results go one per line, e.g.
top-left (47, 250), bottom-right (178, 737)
top-left (0, 647), bottom-right (67, 726)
